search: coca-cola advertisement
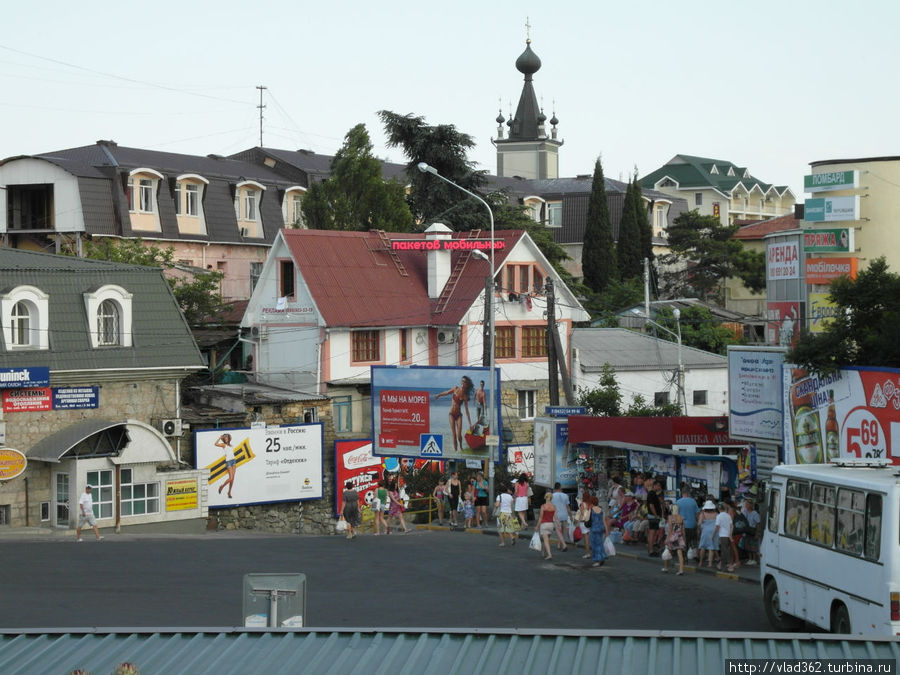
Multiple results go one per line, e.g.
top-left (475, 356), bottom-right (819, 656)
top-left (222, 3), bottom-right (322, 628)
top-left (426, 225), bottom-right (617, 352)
top-left (334, 439), bottom-right (444, 516)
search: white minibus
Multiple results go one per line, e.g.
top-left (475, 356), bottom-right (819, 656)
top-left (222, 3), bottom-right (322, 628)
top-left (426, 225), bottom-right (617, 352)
top-left (761, 461), bottom-right (900, 635)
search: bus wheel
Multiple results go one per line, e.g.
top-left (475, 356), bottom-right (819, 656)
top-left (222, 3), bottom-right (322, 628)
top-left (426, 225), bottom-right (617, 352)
top-left (764, 579), bottom-right (801, 631)
top-left (831, 603), bottom-right (851, 634)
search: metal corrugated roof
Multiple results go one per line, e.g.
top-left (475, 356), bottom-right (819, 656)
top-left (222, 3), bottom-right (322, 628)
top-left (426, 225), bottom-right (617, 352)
top-left (1, 629), bottom-right (898, 675)
top-left (573, 328), bottom-right (727, 371)
top-left (282, 229), bottom-right (524, 328)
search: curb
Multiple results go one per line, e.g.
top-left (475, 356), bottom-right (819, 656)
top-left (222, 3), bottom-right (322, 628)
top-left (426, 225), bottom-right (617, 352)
top-left (416, 523), bottom-right (760, 585)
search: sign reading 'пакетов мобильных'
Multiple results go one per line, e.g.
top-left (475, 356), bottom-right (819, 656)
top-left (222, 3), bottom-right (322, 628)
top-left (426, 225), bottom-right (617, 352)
top-left (390, 239), bottom-right (505, 251)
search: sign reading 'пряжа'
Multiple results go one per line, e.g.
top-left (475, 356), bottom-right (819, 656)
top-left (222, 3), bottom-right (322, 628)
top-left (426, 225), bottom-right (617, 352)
top-left (390, 239), bottom-right (505, 251)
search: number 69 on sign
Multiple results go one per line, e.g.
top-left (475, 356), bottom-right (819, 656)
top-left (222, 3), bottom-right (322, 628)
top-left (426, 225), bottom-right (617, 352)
top-left (845, 408), bottom-right (886, 459)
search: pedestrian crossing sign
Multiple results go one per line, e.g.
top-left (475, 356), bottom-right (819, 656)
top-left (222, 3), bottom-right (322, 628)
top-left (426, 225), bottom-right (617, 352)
top-left (420, 434), bottom-right (443, 457)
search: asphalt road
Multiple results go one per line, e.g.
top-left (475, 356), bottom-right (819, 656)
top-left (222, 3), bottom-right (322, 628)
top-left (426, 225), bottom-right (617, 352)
top-left (0, 529), bottom-right (771, 631)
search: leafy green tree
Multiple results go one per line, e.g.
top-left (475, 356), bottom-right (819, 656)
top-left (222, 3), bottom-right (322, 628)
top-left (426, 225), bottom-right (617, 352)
top-left (379, 110), bottom-right (489, 229)
top-left (659, 209), bottom-right (764, 302)
top-left (301, 124), bottom-right (414, 232)
top-left (582, 158), bottom-right (617, 293)
top-left (80, 238), bottom-right (229, 325)
top-left (616, 179), bottom-right (642, 280)
top-left (623, 394), bottom-right (681, 417)
top-left (582, 277), bottom-right (643, 326)
top-left (647, 305), bottom-right (743, 356)
top-left (788, 257), bottom-right (900, 372)
top-left (577, 364), bottom-right (622, 416)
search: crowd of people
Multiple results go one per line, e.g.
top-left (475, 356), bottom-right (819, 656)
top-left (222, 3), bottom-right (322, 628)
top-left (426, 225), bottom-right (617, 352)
top-left (339, 469), bottom-right (763, 576)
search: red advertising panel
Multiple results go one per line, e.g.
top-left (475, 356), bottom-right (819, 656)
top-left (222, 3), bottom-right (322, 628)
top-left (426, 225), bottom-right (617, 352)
top-left (2, 387), bottom-right (52, 412)
top-left (378, 389), bottom-right (430, 448)
top-left (783, 365), bottom-right (900, 465)
top-left (334, 439), bottom-right (444, 516)
top-left (805, 257), bottom-right (858, 285)
top-left (766, 301), bottom-right (800, 346)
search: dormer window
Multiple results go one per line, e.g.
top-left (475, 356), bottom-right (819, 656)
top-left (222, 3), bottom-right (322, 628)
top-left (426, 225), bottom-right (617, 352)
top-left (235, 180), bottom-right (266, 238)
top-left (126, 169), bottom-right (164, 232)
top-left (710, 165), bottom-right (719, 175)
top-left (282, 187), bottom-right (307, 228)
top-left (727, 167), bottom-right (735, 177)
top-left (1, 285), bottom-right (49, 350)
top-left (174, 174), bottom-right (208, 235)
top-left (84, 285), bottom-right (133, 348)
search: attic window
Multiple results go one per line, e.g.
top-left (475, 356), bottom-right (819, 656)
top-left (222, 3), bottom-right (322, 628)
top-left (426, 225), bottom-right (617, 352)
top-left (727, 167), bottom-right (735, 177)
top-left (659, 178), bottom-right (676, 188)
top-left (264, 157), bottom-right (276, 168)
top-left (710, 165), bottom-right (719, 175)
top-left (279, 260), bottom-right (295, 298)
top-left (743, 170), bottom-right (750, 178)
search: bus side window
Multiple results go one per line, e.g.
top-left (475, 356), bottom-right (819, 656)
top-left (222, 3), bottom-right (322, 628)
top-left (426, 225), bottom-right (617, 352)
top-left (767, 488), bottom-right (780, 533)
top-left (810, 484), bottom-right (835, 546)
top-left (865, 493), bottom-right (882, 560)
top-left (836, 488), bottom-right (865, 556)
top-left (785, 480), bottom-right (810, 539)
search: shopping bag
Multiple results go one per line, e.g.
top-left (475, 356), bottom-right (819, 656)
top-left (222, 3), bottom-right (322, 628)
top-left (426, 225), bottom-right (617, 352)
top-left (573, 527), bottom-right (583, 542)
top-left (604, 536), bottom-right (616, 557)
top-left (661, 547), bottom-right (672, 561)
top-left (567, 521), bottom-right (577, 543)
top-left (336, 518), bottom-right (347, 533)
top-left (687, 547), bottom-right (697, 561)
top-left (529, 532), bottom-right (542, 551)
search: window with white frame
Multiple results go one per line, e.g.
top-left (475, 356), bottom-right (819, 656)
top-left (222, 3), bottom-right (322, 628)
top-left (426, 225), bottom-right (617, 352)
top-left (173, 182), bottom-right (182, 215)
top-left (694, 192), bottom-right (703, 206)
top-left (2, 285), bottom-right (49, 350)
top-left (85, 469), bottom-right (114, 519)
top-left (120, 468), bottom-right (159, 516)
top-left (84, 285), bottom-right (132, 348)
top-left (517, 390), bottom-right (536, 419)
top-left (185, 183), bottom-right (200, 216)
top-left (244, 189), bottom-right (258, 221)
top-left (292, 194), bottom-right (304, 225)
top-left (693, 390), bottom-right (708, 406)
top-left (250, 262), bottom-right (263, 292)
top-left (139, 179), bottom-right (154, 212)
top-left (97, 299), bottom-right (120, 346)
top-left (127, 178), bottom-right (136, 212)
top-left (334, 396), bottom-right (352, 432)
top-left (547, 202), bottom-right (562, 227)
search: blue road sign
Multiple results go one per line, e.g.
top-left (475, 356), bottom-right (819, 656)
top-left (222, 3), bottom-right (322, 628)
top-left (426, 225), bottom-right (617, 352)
top-left (420, 434), bottom-right (443, 457)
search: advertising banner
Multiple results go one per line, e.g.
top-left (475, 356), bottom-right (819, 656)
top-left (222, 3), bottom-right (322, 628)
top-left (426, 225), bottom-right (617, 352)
top-left (808, 293), bottom-right (839, 333)
top-left (334, 439), bottom-right (443, 516)
top-left (165, 478), bottom-right (198, 511)
top-left (506, 444), bottom-right (535, 476)
top-left (0, 448), bottom-right (26, 480)
top-left (0, 367), bottom-right (50, 389)
top-left (728, 347), bottom-right (785, 442)
top-left (766, 241), bottom-right (800, 280)
top-left (371, 365), bottom-right (500, 461)
top-left (783, 365), bottom-right (900, 465)
top-left (804, 170), bottom-right (859, 193)
top-left (53, 387), bottom-right (99, 410)
top-left (532, 418), bottom-right (577, 488)
top-left (804, 196), bottom-right (860, 223)
top-left (806, 257), bottom-right (858, 285)
top-left (766, 301), bottom-right (800, 346)
top-left (802, 228), bottom-right (854, 253)
top-left (2, 387), bottom-right (52, 413)
top-left (196, 424), bottom-right (323, 508)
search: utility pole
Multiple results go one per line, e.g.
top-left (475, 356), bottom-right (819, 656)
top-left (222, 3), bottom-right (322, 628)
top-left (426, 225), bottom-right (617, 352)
top-left (547, 277), bottom-right (559, 405)
top-left (643, 257), bottom-right (651, 318)
top-left (256, 85), bottom-right (267, 147)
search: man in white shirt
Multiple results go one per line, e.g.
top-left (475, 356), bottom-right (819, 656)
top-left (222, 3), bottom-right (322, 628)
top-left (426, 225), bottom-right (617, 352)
top-left (714, 502), bottom-right (733, 571)
top-left (76, 485), bottom-right (103, 542)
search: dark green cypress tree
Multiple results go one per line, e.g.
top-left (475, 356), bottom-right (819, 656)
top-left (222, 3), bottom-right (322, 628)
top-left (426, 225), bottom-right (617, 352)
top-left (582, 158), bottom-right (617, 293)
top-left (633, 177), bottom-right (654, 265)
top-left (616, 179), bottom-right (642, 280)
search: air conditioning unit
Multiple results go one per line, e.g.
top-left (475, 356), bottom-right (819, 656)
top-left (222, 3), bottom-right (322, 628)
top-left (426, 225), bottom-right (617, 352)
top-left (250, 326), bottom-right (268, 340)
top-left (437, 330), bottom-right (457, 344)
top-left (159, 419), bottom-right (183, 437)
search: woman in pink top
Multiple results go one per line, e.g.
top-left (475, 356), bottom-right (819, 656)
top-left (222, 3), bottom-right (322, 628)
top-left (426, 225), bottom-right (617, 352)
top-left (514, 474), bottom-right (530, 529)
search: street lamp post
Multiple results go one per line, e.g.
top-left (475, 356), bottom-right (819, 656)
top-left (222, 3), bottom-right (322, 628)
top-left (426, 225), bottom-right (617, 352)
top-left (416, 162), bottom-right (498, 480)
top-left (633, 308), bottom-right (686, 415)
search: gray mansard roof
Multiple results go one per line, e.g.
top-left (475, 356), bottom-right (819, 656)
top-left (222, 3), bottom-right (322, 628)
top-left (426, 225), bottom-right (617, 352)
top-left (0, 248), bottom-right (203, 373)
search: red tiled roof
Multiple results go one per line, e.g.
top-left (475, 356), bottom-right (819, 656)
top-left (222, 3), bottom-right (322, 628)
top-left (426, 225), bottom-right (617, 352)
top-left (282, 229), bottom-right (524, 328)
top-left (733, 213), bottom-right (800, 240)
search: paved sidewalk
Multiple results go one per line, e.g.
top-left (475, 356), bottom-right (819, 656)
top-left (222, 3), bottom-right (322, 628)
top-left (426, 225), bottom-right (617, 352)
top-left (417, 522), bottom-right (761, 585)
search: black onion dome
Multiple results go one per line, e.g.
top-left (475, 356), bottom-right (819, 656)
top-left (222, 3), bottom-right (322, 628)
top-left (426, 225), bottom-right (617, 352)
top-left (550, 113), bottom-right (559, 126)
top-left (496, 109), bottom-right (505, 124)
top-left (515, 40), bottom-right (541, 78)
top-left (537, 109), bottom-right (547, 124)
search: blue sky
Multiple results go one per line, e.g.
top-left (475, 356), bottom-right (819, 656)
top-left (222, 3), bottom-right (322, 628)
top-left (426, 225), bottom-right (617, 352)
top-left (2, 1), bottom-right (897, 198)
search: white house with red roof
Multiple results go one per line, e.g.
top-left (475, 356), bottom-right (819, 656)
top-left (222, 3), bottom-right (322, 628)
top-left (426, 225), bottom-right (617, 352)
top-left (239, 224), bottom-right (590, 437)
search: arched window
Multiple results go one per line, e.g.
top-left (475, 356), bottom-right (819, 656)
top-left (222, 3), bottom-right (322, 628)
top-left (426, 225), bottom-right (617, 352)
top-left (97, 299), bottom-right (120, 346)
top-left (10, 301), bottom-right (31, 346)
